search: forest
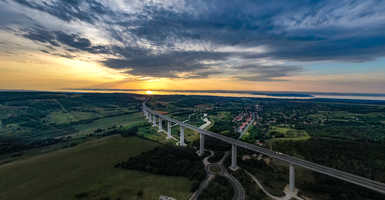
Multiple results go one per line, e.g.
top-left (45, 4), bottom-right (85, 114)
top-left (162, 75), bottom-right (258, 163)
top-left (272, 138), bottom-right (385, 182)
top-left (115, 145), bottom-right (206, 192)
top-left (199, 176), bottom-right (234, 200)
top-left (236, 147), bottom-right (385, 200)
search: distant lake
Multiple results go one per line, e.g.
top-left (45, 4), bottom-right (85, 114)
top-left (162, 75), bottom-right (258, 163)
top-left (312, 95), bottom-right (385, 101)
top-left (60, 89), bottom-right (385, 101)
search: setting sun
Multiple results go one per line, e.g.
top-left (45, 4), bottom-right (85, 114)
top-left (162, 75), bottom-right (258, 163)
top-left (145, 90), bottom-right (153, 95)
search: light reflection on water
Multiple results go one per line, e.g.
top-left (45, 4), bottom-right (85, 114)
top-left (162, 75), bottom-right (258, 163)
top-left (57, 89), bottom-right (385, 101)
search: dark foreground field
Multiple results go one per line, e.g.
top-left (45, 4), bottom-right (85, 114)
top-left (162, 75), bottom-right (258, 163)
top-left (0, 135), bottom-right (193, 200)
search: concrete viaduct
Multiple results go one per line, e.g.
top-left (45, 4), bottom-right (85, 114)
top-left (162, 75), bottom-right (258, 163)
top-left (142, 102), bottom-right (385, 195)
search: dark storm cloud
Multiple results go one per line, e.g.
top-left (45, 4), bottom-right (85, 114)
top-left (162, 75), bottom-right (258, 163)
top-left (23, 28), bottom-right (60, 47)
top-left (122, 0), bottom-right (284, 46)
top-left (189, 70), bottom-right (223, 79)
top-left (13, 0), bottom-right (108, 24)
top-left (247, 34), bottom-right (385, 62)
top-left (4, 0), bottom-right (385, 80)
top-left (234, 64), bottom-right (302, 81)
top-left (104, 49), bottom-right (229, 78)
top-left (116, 0), bottom-right (385, 62)
top-left (23, 28), bottom-right (110, 55)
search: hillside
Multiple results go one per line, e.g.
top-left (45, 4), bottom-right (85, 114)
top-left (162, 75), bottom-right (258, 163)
top-left (0, 135), bottom-right (193, 200)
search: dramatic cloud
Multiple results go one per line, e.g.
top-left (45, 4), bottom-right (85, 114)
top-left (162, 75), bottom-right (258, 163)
top-left (103, 49), bottom-right (229, 77)
top-left (22, 28), bottom-right (111, 54)
top-left (234, 64), bottom-right (302, 81)
top-left (12, 0), bottom-right (108, 23)
top-left (2, 0), bottom-right (385, 81)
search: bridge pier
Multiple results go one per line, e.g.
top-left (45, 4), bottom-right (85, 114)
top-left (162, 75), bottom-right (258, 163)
top-left (179, 126), bottom-right (186, 146)
top-left (158, 118), bottom-right (163, 132)
top-left (167, 121), bottom-right (172, 139)
top-left (152, 115), bottom-right (157, 127)
top-left (148, 113), bottom-right (152, 123)
top-left (289, 164), bottom-right (295, 193)
top-left (230, 144), bottom-right (239, 171)
top-left (199, 133), bottom-right (205, 156)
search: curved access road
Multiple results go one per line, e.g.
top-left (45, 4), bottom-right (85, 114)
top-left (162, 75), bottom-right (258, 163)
top-left (190, 151), bottom-right (245, 200)
top-left (244, 170), bottom-right (304, 200)
top-left (217, 151), bottom-right (245, 200)
top-left (189, 151), bottom-right (215, 200)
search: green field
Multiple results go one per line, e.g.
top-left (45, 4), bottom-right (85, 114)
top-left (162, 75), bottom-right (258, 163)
top-left (136, 122), bottom-right (200, 145)
top-left (0, 92), bottom-right (142, 139)
top-left (0, 135), bottom-right (193, 200)
top-left (240, 124), bottom-right (256, 140)
top-left (71, 112), bottom-right (145, 137)
top-left (137, 124), bottom-right (175, 144)
top-left (267, 126), bottom-right (310, 141)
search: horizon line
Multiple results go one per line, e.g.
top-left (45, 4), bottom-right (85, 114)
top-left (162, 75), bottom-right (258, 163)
top-left (2, 88), bottom-right (385, 97)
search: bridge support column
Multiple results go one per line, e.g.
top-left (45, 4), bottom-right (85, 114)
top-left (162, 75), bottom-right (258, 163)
top-left (158, 118), bottom-right (163, 132)
top-left (289, 164), bottom-right (295, 193)
top-left (230, 144), bottom-right (239, 171)
top-left (167, 121), bottom-right (172, 139)
top-left (148, 113), bottom-right (152, 123)
top-left (152, 115), bottom-right (157, 127)
top-left (199, 133), bottom-right (205, 156)
top-left (179, 126), bottom-right (186, 146)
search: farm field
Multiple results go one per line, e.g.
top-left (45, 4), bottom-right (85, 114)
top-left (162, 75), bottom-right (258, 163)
top-left (0, 135), bottom-right (193, 200)
top-left (0, 92), bottom-right (142, 139)
top-left (266, 126), bottom-right (310, 141)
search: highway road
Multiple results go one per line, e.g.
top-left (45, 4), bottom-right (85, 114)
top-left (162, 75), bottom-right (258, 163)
top-left (143, 103), bottom-right (385, 195)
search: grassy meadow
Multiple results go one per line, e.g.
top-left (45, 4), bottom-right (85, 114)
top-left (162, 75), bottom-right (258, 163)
top-left (267, 126), bottom-right (310, 141)
top-left (0, 135), bottom-right (193, 200)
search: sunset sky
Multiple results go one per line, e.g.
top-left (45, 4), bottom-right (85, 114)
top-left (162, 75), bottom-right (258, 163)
top-left (1, 0), bottom-right (385, 93)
